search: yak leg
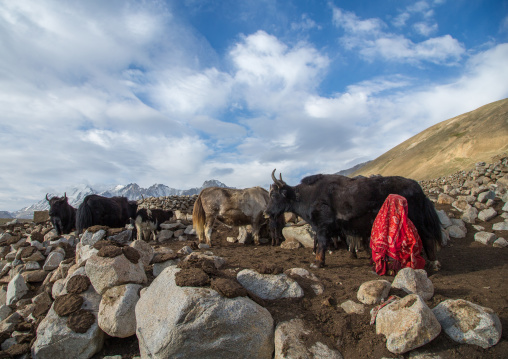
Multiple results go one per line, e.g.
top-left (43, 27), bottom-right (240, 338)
top-left (204, 217), bottom-right (214, 246)
top-left (422, 237), bottom-right (441, 271)
top-left (311, 229), bottom-right (329, 268)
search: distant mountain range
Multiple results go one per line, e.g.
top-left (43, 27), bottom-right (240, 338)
top-left (8, 180), bottom-right (229, 219)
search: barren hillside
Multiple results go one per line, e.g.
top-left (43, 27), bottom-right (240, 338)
top-left (352, 98), bottom-right (508, 180)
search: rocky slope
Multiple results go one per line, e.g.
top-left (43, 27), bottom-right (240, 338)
top-left (352, 98), bottom-right (508, 180)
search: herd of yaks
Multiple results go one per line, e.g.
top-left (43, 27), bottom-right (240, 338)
top-left (45, 169), bottom-right (443, 270)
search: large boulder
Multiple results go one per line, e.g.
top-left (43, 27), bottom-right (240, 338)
top-left (432, 299), bottom-right (502, 349)
top-left (32, 271), bottom-right (104, 359)
top-left (136, 266), bottom-right (274, 359)
top-left (376, 294), bottom-right (441, 354)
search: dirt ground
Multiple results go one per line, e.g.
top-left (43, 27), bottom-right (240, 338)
top-left (93, 202), bottom-right (508, 359)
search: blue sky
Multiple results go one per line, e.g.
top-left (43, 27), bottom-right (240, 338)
top-left (1, 0), bottom-right (508, 211)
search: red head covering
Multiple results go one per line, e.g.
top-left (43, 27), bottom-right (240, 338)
top-left (370, 194), bottom-right (425, 275)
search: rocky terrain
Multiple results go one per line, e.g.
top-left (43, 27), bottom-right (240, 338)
top-left (0, 159), bottom-right (506, 358)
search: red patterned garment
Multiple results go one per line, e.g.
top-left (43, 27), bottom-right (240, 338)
top-left (370, 194), bottom-right (426, 276)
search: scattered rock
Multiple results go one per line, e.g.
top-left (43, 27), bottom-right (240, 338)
top-left (432, 299), bottom-right (502, 349)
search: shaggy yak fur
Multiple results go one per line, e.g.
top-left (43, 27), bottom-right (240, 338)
top-left (76, 194), bottom-right (138, 234)
top-left (46, 193), bottom-right (76, 235)
top-left (192, 186), bottom-right (283, 246)
top-left (266, 170), bottom-right (442, 269)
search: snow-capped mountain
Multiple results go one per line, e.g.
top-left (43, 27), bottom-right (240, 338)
top-left (10, 180), bottom-right (230, 219)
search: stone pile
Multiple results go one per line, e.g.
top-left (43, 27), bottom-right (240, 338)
top-left (419, 158), bottom-right (508, 247)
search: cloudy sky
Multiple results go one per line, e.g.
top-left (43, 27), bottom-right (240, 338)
top-left (1, 0), bottom-right (508, 211)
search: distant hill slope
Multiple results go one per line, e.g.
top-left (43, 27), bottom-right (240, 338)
top-left (352, 98), bottom-right (508, 180)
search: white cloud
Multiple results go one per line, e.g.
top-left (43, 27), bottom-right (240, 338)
top-left (332, 6), bottom-right (464, 64)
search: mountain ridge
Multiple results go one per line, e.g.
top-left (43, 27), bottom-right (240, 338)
top-left (351, 98), bottom-right (508, 180)
top-left (9, 180), bottom-right (229, 219)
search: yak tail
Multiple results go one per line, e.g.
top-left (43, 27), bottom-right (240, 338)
top-left (422, 197), bottom-right (443, 247)
top-left (192, 194), bottom-right (206, 242)
top-left (76, 200), bottom-right (93, 235)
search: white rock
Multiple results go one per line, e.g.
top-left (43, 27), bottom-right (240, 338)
top-left (32, 278), bottom-right (104, 359)
top-left (6, 273), bottom-right (28, 306)
top-left (357, 280), bottom-right (391, 305)
top-left (282, 225), bottom-right (315, 248)
top-left (376, 294), bottom-right (441, 354)
top-left (81, 229), bottom-right (106, 246)
top-left (85, 254), bottom-right (147, 295)
top-left (274, 319), bottom-right (342, 359)
top-left (478, 208), bottom-right (497, 222)
top-left (392, 268), bottom-right (434, 300)
top-left (461, 207), bottom-right (478, 224)
top-left (432, 299), bottom-right (502, 349)
top-left (340, 300), bottom-right (365, 315)
top-left (0, 305), bottom-right (13, 322)
top-left (285, 268), bottom-right (324, 295)
top-left (493, 237), bottom-right (508, 247)
top-left (237, 269), bottom-right (304, 300)
top-left (153, 259), bottom-right (179, 277)
top-left (436, 210), bottom-right (452, 228)
top-left (43, 251), bottom-right (65, 271)
top-left (447, 225), bottom-right (466, 239)
top-left (130, 240), bottom-right (154, 267)
top-left (474, 232), bottom-right (496, 245)
top-left (135, 266), bottom-right (274, 359)
top-left (98, 284), bottom-right (142, 338)
top-left (76, 242), bottom-right (99, 266)
top-left (493, 221), bottom-right (508, 231)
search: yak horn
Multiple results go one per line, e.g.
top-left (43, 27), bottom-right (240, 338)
top-left (64, 192), bottom-right (67, 200)
top-left (271, 169), bottom-right (284, 187)
top-left (45, 193), bottom-right (50, 201)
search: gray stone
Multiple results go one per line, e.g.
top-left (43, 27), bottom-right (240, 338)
top-left (98, 284), bottom-right (143, 338)
top-left (493, 237), bottom-right (508, 247)
top-left (340, 300), bottom-right (365, 314)
top-left (447, 225), bottom-right (466, 239)
top-left (461, 207), bottom-right (478, 224)
top-left (477, 190), bottom-right (495, 203)
top-left (436, 210), bottom-right (452, 228)
top-left (237, 269), bottom-right (304, 300)
top-left (282, 225), bottom-right (315, 248)
top-left (136, 266), bottom-right (274, 359)
top-left (376, 294), bottom-right (441, 354)
top-left (493, 221), bottom-right (508, 231)
top-left (274, 319), bottom-right (342, 359)
top-left (392, 268), bottom-right (434, 300)
top-left (357, 280), bottom-right (391, 305)
top-left (85, 253), bottom-right (147, 295)
top-left (478, 208), bottom-right (497, 222)
top-left (432, 299), bottom-right (502, 349)
top-left (6, 273), bottom-right (28, 306)
top-left (474, 232), bottom-right (496, 245)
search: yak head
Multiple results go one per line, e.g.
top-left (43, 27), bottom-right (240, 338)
top-left (46, 193), bottom-right (69, 217)
top-left (265, 169), bottom-right (296, 218)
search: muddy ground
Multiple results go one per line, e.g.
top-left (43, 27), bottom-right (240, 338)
top-left (93, 202), bottom-right (508, 359)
